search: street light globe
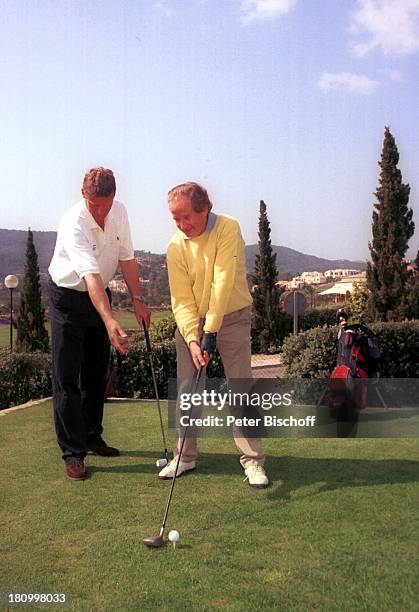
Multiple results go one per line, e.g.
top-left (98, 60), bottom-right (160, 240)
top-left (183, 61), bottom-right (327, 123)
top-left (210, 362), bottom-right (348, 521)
top-left (4, 275), bottom-right (19, 289)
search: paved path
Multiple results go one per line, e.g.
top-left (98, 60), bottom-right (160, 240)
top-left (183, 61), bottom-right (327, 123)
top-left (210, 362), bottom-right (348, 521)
top-left (251, 354), bottom-right (284, 378)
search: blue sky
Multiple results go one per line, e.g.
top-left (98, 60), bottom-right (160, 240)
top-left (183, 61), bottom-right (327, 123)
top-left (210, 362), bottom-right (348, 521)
top-left (1, 0), bottom-right (418, 261)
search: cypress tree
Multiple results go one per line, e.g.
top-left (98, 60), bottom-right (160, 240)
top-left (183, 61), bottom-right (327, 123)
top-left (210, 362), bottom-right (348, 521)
top-left (16, 229), bottom-right (49, 352)
top-left (252, 200), bottom-right (284, 352)
top-left (366, 127), bottom-right (414, 320)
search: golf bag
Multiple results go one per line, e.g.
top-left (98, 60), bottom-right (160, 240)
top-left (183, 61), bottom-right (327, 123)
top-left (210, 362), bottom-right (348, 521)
top-left (329, 323), bottom-right (380, 412)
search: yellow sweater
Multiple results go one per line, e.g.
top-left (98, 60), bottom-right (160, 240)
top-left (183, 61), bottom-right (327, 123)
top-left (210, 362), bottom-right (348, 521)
top-left (167, 214), bottom-right (252, 344)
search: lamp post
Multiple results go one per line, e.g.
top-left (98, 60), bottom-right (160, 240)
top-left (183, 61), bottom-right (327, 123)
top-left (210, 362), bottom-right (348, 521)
top-left (4, 275), bottom-right (19, 352)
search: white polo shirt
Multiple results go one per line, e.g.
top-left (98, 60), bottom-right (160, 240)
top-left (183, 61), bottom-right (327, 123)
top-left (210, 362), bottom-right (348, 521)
top-left (49, 199), bottom-right (134, 291)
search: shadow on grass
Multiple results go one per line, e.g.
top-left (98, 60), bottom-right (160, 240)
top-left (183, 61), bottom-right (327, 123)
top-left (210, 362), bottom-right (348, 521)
top-left (265, 455), bottom-right (419, 501)
top-left (120, 450), bottom-right (166, 458)
top-left (87, 451), bottom-right (419, 503)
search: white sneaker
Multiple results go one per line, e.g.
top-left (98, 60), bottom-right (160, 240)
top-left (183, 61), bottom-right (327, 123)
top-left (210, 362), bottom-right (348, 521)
top-left (244, 464), bottom-right (269, 488)
top-left (158, 457), bottom-right (196, 479)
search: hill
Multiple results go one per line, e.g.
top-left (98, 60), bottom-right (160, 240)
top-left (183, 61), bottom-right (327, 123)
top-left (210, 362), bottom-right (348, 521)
top-left (0, 229), bottom-right (57, 280)
top-left (0, 228), bottom-right (366, 282)
top-left (246, 244), bottom-right (366, 278)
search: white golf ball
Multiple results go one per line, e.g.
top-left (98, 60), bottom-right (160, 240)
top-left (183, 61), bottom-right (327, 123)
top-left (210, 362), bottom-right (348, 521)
top-left (156, 458), bottom-right (168, 468)
top-left (168, 530), bottom-right (180, 543)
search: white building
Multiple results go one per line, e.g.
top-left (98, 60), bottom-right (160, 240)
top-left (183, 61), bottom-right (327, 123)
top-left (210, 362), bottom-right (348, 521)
top-left (108, 279), bottom-right (128, 293)
top-left (286, 276), bottom-right (304, 290)
top-left (301, 271), bottom-right (326, 285)
top-left (325, 268), bottom-right (360, 279)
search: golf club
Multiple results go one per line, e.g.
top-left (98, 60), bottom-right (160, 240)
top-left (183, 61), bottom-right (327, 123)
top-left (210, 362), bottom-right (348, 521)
top-left (143, 364), bottom-right (204, 548)
top-left (141, 318), bottom-right (169, 467)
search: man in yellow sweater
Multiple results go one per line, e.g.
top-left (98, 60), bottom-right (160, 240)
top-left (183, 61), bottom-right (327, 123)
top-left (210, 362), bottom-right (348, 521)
top-left (159, 182), bottom-right (269, 487)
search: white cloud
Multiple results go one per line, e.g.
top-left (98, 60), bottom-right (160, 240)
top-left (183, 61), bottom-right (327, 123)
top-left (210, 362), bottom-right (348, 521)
top-left (350, 0), bottom-right (419, 56)
top-left (240, 0), bottom-right (297, 25)
top-left (154, 2), bottom-right (175, 18)
top-left (318, 71), bottom-right (380, 95)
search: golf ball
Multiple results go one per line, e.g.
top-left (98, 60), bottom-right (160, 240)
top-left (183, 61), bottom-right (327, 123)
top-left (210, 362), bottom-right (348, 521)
top-left (168, 530), bottom-right (180, 543)
top-left (156, 458), bottom-right (168, 468)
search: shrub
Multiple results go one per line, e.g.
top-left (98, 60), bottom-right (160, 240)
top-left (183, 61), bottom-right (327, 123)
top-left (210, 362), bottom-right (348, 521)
top-left (282, 327), bottom-right (338, 378)
top-left (251, 308), bottom-right (337, 353)
top-left (282, 321), bottom-right (419, 378)
top-left (0, 337), bottom-right (226, 409)
top-left (251, 312), bottom-right (292, 353)
top-left (299, 308), bottom-right (338, 331)
top-left (0, 350), bottom-right (52, 409)
top-left (115, 337), bottom-right (225, 399)
top-left (117, 338), bottom-right (177, 399)
top-left (372, 321), bottom-right (419, 378)
top-left (149, 315), bottom-right (177, 342)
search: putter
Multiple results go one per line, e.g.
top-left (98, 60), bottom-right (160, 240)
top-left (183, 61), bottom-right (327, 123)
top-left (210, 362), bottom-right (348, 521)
top-left (142, 318), bottom-right (169, 467)
top-left (143, 364), bottom-right (204, 548)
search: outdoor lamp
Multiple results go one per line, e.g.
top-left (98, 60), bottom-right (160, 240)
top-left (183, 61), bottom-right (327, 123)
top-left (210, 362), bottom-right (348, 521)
top-left (4, 274), bottom-right (19, 352)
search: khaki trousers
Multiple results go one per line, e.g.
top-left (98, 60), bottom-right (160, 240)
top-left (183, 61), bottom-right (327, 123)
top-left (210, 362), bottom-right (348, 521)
top-left (174, 306), bottom-right (265, 469)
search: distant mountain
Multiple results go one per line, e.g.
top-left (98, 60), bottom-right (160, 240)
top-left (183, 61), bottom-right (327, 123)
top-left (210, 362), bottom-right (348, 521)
top-left (246, 244), bottom-right (366, 278)
top-left (0, 229), bottom-right (57, 280)
top-left (0, 228), bottom-right (366, 283)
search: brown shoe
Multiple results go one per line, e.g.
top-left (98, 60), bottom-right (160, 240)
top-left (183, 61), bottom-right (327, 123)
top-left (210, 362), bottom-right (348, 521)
top-left (66, 459), bottom-right (87, 480)
top-left (86, 437), bottom-right (120, 457)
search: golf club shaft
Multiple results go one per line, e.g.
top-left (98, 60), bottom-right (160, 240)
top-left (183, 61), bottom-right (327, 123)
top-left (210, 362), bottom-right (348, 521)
top-left (142, 318), bottom-right (168, 459)
top-left (160, 365), bottom-right (204, 532)
top-left (375, 386), bottom-right (388, 410)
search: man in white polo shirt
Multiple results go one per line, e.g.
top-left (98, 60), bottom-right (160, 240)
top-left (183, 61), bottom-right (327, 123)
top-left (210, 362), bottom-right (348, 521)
top-left (48, 167), bottom-right (150, 481)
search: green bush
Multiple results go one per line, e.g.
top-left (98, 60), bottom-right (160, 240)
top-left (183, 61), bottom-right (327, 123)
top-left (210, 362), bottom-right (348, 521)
top-left (116, 337), bottom-right (225, 398)
top-left (251, 311), bottom-right (293, 353)
top-left (282, 321), bottom-right (419, 378)
top-left (0, 350), bottom-right (52, 409)
top-left (372, 321), bottom-right (419, 377)
top-left (149, 314), bottom-right (177, 342)
top-left (299, 308), bottom-right (337, 331)
top-left (250, 308), bottom-right (338, 353)
top-left (282, 327), bottom-right (338, 378)
top-left (117, 338), bottom-right (176, 399)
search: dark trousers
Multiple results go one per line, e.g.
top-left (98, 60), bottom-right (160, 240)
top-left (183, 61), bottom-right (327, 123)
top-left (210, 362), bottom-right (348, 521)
top-left (48, 280), bottom-right (110, 462)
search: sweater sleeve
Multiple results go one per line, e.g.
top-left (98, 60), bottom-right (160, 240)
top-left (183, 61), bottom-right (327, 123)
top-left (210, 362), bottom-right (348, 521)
top-left (167, 243), bottom-right (200, 344)
top-left (204, 219), bottom-right (239, 333)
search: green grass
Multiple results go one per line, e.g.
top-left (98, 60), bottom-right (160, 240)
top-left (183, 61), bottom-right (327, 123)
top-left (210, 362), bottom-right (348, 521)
top-left (0, 310), bottom-right (171, 348)
top-left (1, 401), bottom-right (418, 611)
top-left (0, 323), bottom-right (13, 349)
top-left (113, 308), bottom-right (171, 329)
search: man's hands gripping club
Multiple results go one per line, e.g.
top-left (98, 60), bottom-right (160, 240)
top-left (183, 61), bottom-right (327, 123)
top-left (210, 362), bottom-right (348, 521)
top-left (84, 273), bottom-right (151, 355)
top-left (189, 332), bottom-right (217, 369)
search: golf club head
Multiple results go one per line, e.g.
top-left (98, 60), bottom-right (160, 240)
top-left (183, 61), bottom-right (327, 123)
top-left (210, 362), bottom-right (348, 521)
top-left (143, 533), bottom-right (165, 548)
top-left (156, 458), bottom-right (168, 468)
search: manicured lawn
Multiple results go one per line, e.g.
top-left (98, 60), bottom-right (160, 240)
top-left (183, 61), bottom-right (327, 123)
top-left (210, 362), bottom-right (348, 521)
top-left (114, 308), bottom-right (171, 330)
top-left (0, 401), bottom-right (418, 611)
top-left (0, 323), bottom-right (12, 350)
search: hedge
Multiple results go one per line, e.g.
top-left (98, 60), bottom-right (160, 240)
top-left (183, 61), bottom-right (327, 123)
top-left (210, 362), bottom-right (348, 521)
top-left (299, 308), bottom-right (338, 331)
top-left (282, 321), bottom-right (419, 378)
top-left (2, 321), bottom-right (417, 408)
top-left (118, 336), bottom-right (225, 398)
top-left (145, 310), bottom-right (339, 355)
top-left (0, 338), bottom-right (226, 410)
top-left (0, 350), bottom-right (52, 409)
